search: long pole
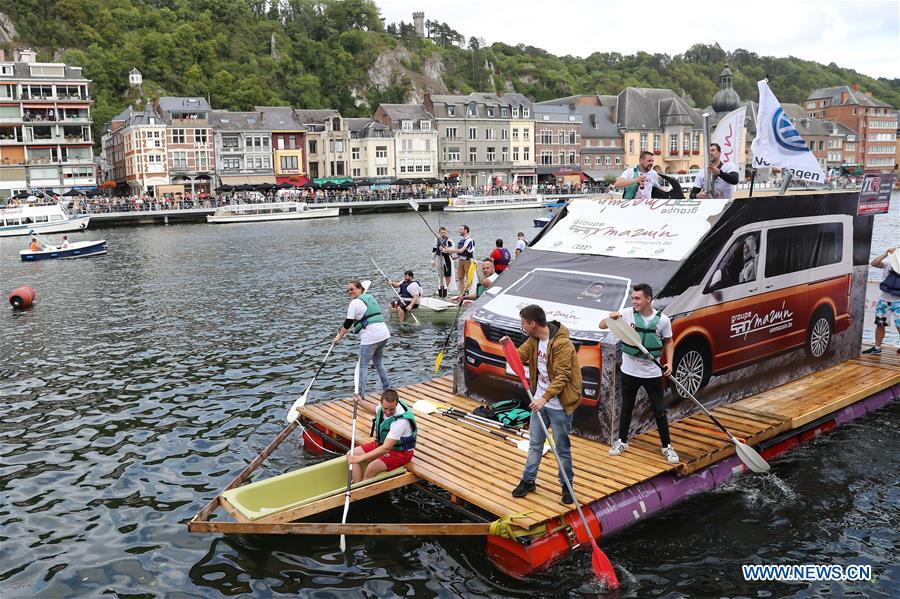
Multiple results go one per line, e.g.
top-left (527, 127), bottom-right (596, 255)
top-left (370, 257), bottom-right (420, 325)
top-left (339, 359), bottom-right (361, 552)
top-left (702, 113), bottom-right (714, 197)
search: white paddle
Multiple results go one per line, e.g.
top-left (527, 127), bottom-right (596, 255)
top-left (286, 343), bottom-right (335, 423)
top-left (605, 316), bottom-right (770, 473)
top-left (339, 359), bottom-right (362, 552)
top-left (412, 400), bottom-right (545, 454)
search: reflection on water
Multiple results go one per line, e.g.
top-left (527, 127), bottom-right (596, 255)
top-left (1, 198), bottom-right (897, 597)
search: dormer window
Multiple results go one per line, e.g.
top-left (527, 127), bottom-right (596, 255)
top-left (447, 105), bottom-right (456, 117)
top-left (487, 107), bottom-right (495, 117)
top-left (331, 117), bottom-right (341, 131)
top-left (467, 104), bottom-right (477, 117)
top-left (523, 107), bottom-right (530, 118)
top-left (512, 106), bottom-right (519, 118)
top-left (420, 120), bottom-right (431, 130)
top-left (401, 120), bottom-right (413, 130)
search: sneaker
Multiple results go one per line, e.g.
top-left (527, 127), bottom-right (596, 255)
top-left (861, 346), bottom-right (882, 355)
top-left (512, 480), bottom-right (536, 498)
top-left (661, 444), bottom-right (680, 464)
top-left (561, 486), bottom-right (574, 505)
top-left (608, 439), bottom-right (628, 456)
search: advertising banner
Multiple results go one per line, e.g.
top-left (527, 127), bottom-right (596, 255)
top-left (857, 173), bottom-right (894, 216)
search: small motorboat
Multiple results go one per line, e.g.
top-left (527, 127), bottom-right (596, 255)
top-left (20, 239), bottom-right (108, 261)
top-left (533, 201), bottom-right (567, 228)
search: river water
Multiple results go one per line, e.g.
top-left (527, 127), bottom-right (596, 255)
top-left (1, 198), bottom-right (897, 598)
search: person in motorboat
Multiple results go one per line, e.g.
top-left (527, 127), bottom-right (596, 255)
top-left (600, 283), bottom-right (680, 465)
top-left (29, 237), bottom-right (44, 252)
top-left (389, 270), bottom-right (422, 323)
top-left (346, 388), bottom-right (416, 482)
top-left (452, 259), bottom-right (497, 302)
top-left (59, 235), bottom-right (70, 249)
top-left (332, 280), bottom-right (392, 397)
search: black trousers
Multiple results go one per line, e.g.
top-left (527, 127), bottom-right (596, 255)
top-left (619, 372), bottom-right (671, 446)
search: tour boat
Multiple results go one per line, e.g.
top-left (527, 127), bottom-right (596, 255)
top-left (0, 203), bottom-right (90, 237)
top-left (20, 239), bottom-right (108, 261)
top-left (444, 195), bottom-right (545, 212)
top-left (206, 201), bottom-right (339, 224)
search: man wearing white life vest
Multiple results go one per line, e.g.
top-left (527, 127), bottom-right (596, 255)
top-left (389, 270), bottom-right (422, 323)
top-left (332, 280), bottom-right (391, 397)
top-left (600, 283), bottom-right (680, 465)
top-left (442, 224), bottom-right (475, 296)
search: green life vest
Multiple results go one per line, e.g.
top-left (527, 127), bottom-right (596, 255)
top-left (623, 166), bottom-right (640, 200)
top-left (351, 293), bottom-right (384, 333)
top-left (621, 311), bottom-right (663, 358)
top-left (476, 282), bottom-right (485, 297)
top-left (371, 399), bottom-right (417, 452)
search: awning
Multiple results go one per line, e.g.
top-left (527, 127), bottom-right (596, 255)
top-left (274, 175), bottom-right (309, 186)
top-left (582, 170), bottom-right (607, 182)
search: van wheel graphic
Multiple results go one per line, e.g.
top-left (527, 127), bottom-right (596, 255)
top-left (671, 340), bottom-right (711, 399)
top-left (805, 306), bottom-right (834, 358)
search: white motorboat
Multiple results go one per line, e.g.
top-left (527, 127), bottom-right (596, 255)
top-left (444, 195), bottom-right (545, 212)
top-left (206, 201), bottom-right (339, 224)
top-left (0, 203), bottom-right (90, 237)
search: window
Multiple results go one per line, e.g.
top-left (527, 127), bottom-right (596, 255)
top-left (558, 131), bottom-right (566, 145)
top-left (487, 147), bottom-right (496, 162)
top-left (523, 108), bottom-right (530, 118)
top-left (172, 151), bottom-right (187, 168)
top-left (196, 151), bottom-right (209, 169)
top-left (352, 168), bottom-right (361, 177)
top-left (558, 150), bottom-right (565, 165)
top-left (288, 135), bottom-right (297, 150)
top-left (583, 155), bottom-right (591, 166)
top-left (523, 129), bottom-right (530, 141)
top-left (330, 139), bottom-right (344, 153)
top-left (444, 147), bottom-right (460, 162)
top-left (309, 140), bottom-right (317, 154)
top-left (351, 147), bottom-right (360, 160)
top-left (280, 155), bottom-right (298, 171)
top-left (683, 133), bottom-right (691, 152)
top-left (446, 127), bottom-right (458, 139)
top-left (513, 147), bottom-right (520, 161)
top-left (469, 127), bottom-right (478, 140)
top-left (223, 158), bottom-right (240, 170)
top-left (523, 147), bottom-right (529, 161)
top-left (513, 128), bottom-right (520, 141)
top-left (377, 166), bottom-right (388, 176)
top-left (486, 128), bottom-right (496, 141)
top-left (487, 107), bottom-right (495, 117)
top-left (195, 129), bottom-right (208, 144)
top-left (568, 131), bottom-right (577, 144)
top-left (640, 133), bottom-right (648, 151)
top-left (447, 105), bottom-right (456, 117)
top-left (375, 146), bottom-right (388, 159)
top-left (330, 161), bottom-right (346, 176)
top-left (669, 134), bottom-right (678, 153)
top-left (765, 223), bottom-right (843, 278)
top-left (222, 136), bottom-right (239, 150)
top-left (629, 139), bottom-right (634, 154)
top-left (263, 156), bottom-right (270, 168)
top-left (541, 150), bottom-right (553, 165)
top-left (171, 129), bottom-right (186, 144)
top-left (469, 148), bottom-right (477, 162)
top-left (540, 129), bottom-right (553, 144)
top-left (420, 121), bottom-right (431, 130)
top-left (401, 120), bottom-right (413, 130)
top-left (569, 151), bottom-right (576, 165)
top-left (512, 106), bottom-right (519, 118)
top-left (501, 107), bottom-right (509, 118)
top-left (710, 232), bottom-right (762, 290)
top-left (604, 155), bottom-right (611, 166)
top-left (501, 129), bottom-right (508, 141)
top-left (501, 148), bottom-right (508, 162)
top-left (467, 104), bottom-right (477, 117)
top-left (615, 156), bottom-right (621, 165)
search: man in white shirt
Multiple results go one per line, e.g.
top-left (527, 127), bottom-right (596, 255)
top-left (389, 270), bottom-right (423, 323)
top-left (862, 247), bottom-right (900, 355)
top-left (690, 143), bottom-right (740, 199)
top-left (514, 231), bottom-right (528, 259)
top-left (347, 389), bottom-right (417, 481)
top-left (453, 259), bottom-right (498, 301)
top-left (332, 280), bottom-right (391, 397)
top-left (600, 283), bottom-right (679, 464)
top-left (614, 151), bottom-right (661, 200)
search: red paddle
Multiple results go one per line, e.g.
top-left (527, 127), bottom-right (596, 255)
top-left (502, 339), bottom-right (619, 589)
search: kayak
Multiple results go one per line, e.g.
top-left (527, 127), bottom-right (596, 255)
top-left (221, 454), bottom-right (406, 521)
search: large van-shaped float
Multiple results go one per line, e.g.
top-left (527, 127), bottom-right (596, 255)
top-left (458, 192), bottom-right (872, 441)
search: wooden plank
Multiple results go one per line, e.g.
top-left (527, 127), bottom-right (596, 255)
top-left (189, 521), bottom-right (492, 536)
top-left (220, 495), bottom-right (250, 523)
top-left (246, 472), bottom-right (420, 524)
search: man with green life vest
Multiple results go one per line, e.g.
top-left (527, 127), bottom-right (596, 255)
top-left (347, 389), bottom-right (416, 481)
top-left (600, 283), bottom-right (680, 464)
top-left (613, 150), bottom-right (661, 200)
top-left (332, 279), bottom-right (391, 398)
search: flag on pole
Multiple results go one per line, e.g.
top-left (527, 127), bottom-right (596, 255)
top-left (750, 80), bottom-right (825, 183)
top-left (712, 106), bottom-right (746, 171)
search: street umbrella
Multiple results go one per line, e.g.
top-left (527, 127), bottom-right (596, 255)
top-left (215, 184), bottom-right (234, 192)
top-left (300, 180), bottom-right (319, 189)
top-left (85, 188), bottom-right (105, 197)
top-left (62, 189), bottom-right (82, 196)
top-left (257, 183), bottom-right (275, 191)
top-left (275, 182), bottom-right (294, 189)
top-left (11, 190), bottom-right (30, 199)
top-left (423, 177), bottom-right (444, 185)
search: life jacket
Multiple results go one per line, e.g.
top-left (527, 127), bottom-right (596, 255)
top-left (621, 311), bottom-right (663, 358)
top-left (30, 241), bottom-right (40, 251)
top-left (351, 293), bottom-right (384, 333)
top-left (370, 400), bottom-right (417, 451)
top-left (458, 236), bottom-right (474, 260)
top-left (880, 268), bottom-right (900, 296)
top-left (623, 167), bottom-right (640, 200)
top-left (496, 247), bottom-right (511, 266)
top-left (398, 279), bottom-right (419, 300)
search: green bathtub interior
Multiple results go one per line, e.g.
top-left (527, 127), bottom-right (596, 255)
top-left (221, 455), bottom-right (406, 521)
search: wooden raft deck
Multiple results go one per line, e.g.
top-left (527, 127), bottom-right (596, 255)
top-left (299, 355), bottom-right (899, 529)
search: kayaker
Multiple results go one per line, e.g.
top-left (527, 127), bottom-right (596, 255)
top-left (389, 270), bottom-right (422, 323)
top-left (431, 226), bottom-right (454, 298)
top-left (501, 304), bottom-right (582, 505)
top-left (452, 259), bottom-right (497, 301)
top-left (332, 280), bottom-right (391, 398)
top-left (347, 388), bottom-right (416, 481)
top-left (599, 283), bottom-right (680, 464)
top-left (490, 239), bottom-right (512, 273)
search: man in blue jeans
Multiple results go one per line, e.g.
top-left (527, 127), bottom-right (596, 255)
top-left (500, 304), bottom-right (582, 505)
top-left (332, 280), bottom-right (391, 396)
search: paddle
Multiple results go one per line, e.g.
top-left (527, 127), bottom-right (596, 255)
top-left (501, 339), bottom-right (620, 590)
top-left (604, 316), bottom-right (771, 474)
top-left (286, 342), bottom-right (335, 423)
top-left (339, 359), bottom-right (361, 552)
top-left (439, 410), bottom-right (534, 452)
top-left (370, 257), bottom-right (420, 325)
top-left (434, 260), bottom-right (477, 371)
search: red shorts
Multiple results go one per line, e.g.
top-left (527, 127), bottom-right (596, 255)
top-left (360, 441), bottom-right (414, 471)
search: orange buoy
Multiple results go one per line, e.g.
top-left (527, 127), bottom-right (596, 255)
top-left (8, 285), bottom-right (35, 309)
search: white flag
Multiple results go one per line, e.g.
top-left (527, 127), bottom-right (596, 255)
top-left (712, 106), bottom-right (746, 171)
top-left (750, 80), bottom-right (825, 183)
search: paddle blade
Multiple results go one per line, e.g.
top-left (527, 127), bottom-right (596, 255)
top-left (434, 351), bottom-right (444, 372)
top-left (408, 199), bottom-right (420, 212)
top-left (734, 440), bottom-right (771, 473)
top-left (361, 279), bottom-right (372, 293)
top-left (605, 315), bottom-right (642, 349)
top-left (286, 393), bottom-right (306, 423)
top-left (413, 400), bottom-right (437, 414)
top-left (465, 259), bottom-right (477, 291)
top-left (501, 339), bottom-right (529, 389)
top-left (353, 359), bottom-right (361, 395)
top-left (590, 538), bottom-right (620, 590)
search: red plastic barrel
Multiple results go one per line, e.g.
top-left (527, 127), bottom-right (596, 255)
top-left (8, 286), bottom-right (35, 309)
